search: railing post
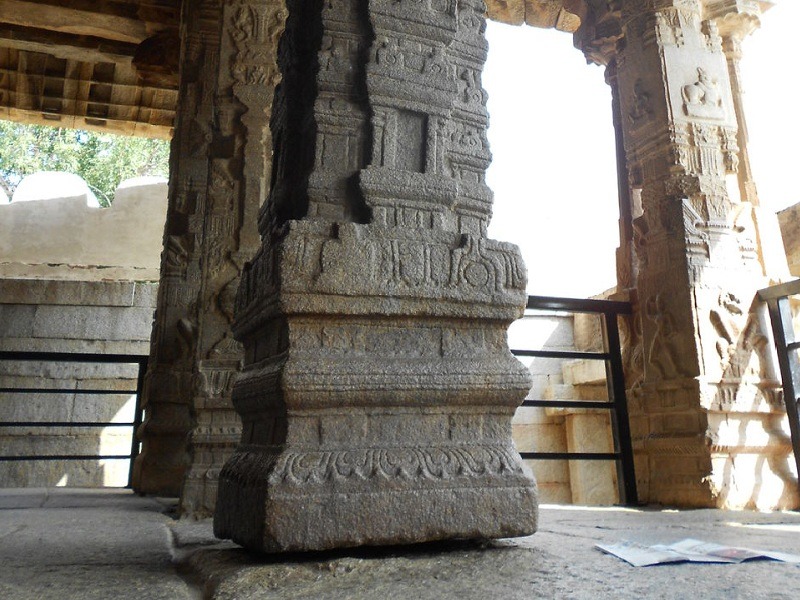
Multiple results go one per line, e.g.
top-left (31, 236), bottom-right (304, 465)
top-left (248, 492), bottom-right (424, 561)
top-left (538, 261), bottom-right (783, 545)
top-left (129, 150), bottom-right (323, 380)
top-left (761, 294), bottom-right (800, 497)
top-left (603, 311), bottom-right (638, 506)
top-left (128, 357), bottom-right (148, 489)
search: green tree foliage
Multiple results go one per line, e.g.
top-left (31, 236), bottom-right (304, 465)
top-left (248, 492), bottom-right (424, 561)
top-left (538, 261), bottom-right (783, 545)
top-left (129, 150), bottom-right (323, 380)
top-left (0, 121), bottom-right (170, 206)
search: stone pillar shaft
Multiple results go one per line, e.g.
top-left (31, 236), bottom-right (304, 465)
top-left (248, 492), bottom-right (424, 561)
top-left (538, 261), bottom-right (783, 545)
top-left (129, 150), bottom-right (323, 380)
top-left (215, 0), bottom-right (538, 552)
top-left (179, 0), bottom-right (286, 518)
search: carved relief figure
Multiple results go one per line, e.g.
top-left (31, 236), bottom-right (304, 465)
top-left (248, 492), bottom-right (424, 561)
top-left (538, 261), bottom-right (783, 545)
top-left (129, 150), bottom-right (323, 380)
top-left (710, 291), bottom-right (743, 367)
top-left (177, 318), bottom-right (198, 361)
top-left (165, 235), bottom-right (189, 275)
top-left (682, 68), bottom-right (723, 119)
top-left (645, 294), bottom-right (690, 380)
top-left (629, 79), bottom-right (653, 124)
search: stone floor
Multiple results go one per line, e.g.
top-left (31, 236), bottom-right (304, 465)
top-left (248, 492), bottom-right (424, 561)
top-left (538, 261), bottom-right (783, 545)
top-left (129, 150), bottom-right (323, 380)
top-left (2, 488), bottom-right (800, 599)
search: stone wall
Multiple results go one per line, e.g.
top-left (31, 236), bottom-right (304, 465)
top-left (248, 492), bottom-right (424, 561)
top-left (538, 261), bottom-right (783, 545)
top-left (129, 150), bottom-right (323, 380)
top-left (0, 178), bottom-right (166, 488)
top-left (0, 177), bottom-right (168, 281)
top-left (778, 203), bottom-right (800, 277)
top-left (0, 280), bottom-right (157, 487)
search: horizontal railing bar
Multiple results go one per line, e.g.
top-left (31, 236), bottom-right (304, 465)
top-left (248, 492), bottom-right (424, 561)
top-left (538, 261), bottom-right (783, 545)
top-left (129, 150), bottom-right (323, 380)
top-left (0, 455), bottom-right (133, 461)
top-left (0, 351), bottom-right (148, 364)
top-left (522, 400), bottom-right (612, 410)
top-left (787, 341), bottom-right (800, 352)
top-left (526, 295), bottom-right (632, 314)
top-left (757, 279), bottom-right (800, 301)
top-left (519, 452), bottom-right (620, 460)
top-left (0, 388), bottom-right (138, 395)
top-left (0, 350), bottom-right (148, 490)
top-left (0, 422), bottom-right (134, 428)
top-left (511, 349), bottom-right (611, 360)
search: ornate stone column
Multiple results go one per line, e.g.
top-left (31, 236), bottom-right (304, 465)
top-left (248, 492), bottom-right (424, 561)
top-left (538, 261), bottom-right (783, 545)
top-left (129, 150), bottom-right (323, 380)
top-left (179, 0), bottom-right (286, 516)
top-left (604, 0), bottom-right (795, 508)
top-left (134, 0), bottom-right (286, 516)
top-left (132, 0), bottom-right (222, 497)
top-left (214, 0), bottom-right (538, 552)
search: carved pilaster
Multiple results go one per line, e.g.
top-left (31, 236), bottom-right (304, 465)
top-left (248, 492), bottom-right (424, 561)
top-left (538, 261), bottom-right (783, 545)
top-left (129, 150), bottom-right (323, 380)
top-left (214, 0), bottom-right (537, 552)
top-left (708, 3), bottom-right (764, 205)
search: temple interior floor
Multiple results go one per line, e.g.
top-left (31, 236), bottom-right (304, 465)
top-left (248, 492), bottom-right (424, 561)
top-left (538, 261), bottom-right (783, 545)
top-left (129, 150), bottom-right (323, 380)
top-left (2, 487), bottom-right (799, 599)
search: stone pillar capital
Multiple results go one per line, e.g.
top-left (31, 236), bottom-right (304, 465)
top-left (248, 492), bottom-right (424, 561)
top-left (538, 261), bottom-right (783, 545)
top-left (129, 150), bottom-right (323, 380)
top-left (705, 1), bottom-right (773, 39)
top-left (573, 2), bottom-right (622, 65)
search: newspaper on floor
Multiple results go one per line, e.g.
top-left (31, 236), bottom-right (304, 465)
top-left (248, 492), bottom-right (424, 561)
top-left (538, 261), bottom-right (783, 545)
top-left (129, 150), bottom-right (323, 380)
top-left (595, 538), bottom-right (800, 567)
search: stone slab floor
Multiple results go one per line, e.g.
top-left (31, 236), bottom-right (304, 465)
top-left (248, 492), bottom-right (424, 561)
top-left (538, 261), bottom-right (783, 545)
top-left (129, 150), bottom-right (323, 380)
top-left (1, 488), bottom-right (799, 599)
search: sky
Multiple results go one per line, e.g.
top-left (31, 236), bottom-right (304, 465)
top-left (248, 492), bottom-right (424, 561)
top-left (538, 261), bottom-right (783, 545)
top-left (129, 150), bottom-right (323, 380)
top-left (483, 3), bottom-right (800, 298)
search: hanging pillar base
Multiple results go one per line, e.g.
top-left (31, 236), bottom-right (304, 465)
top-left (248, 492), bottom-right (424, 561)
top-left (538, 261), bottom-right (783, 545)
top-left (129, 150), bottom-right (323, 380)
top-left (214, 223), bottom-right (538, 552)
top-left (215, 439), bottom-right (537, 552)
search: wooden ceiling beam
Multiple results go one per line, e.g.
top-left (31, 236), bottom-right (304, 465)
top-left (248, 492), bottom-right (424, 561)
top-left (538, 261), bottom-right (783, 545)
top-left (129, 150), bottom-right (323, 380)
top-left (0, 104), bottom-right (173, 138)
top-left (0, 24), bottom-right (139, 64)
top-left (0, 0), bottom-right (176, 45)
top-left (0, 63), bottom-right (178, 92)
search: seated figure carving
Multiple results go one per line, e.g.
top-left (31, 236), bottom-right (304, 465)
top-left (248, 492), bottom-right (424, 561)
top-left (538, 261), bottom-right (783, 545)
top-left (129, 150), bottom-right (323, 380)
top-left (682, 67), bottom-right (724, 119)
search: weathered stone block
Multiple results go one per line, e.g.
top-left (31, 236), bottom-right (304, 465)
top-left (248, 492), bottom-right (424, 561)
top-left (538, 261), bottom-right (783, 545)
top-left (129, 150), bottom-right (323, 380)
top-left (31, 306), bottom-right (155, 341)
top-left (485, 0), bottom-right (525, 25)
top-left (514, 421), bottom-right (566, 452)
top-left (565, 413), bottom-right (617, 505)
top-left (573, 312), bottom-right (604, 353)
top-left (0, 305), bottom-right (36, 337)
top-left (562, 360), bottom-right (607, 386)
top-left (512, 406), bottom-right (561, 425)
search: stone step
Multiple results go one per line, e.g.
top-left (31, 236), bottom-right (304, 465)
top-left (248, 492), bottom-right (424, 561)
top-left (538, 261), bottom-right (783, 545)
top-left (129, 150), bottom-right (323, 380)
top-left (561, 359), bottom-right (607, 386)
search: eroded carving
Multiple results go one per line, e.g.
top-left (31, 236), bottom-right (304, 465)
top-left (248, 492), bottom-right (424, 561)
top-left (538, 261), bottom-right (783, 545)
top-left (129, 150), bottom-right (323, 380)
top-left (274, 445), bottom-right (524, 485)
top-left (683, 68), bottom-right (724, 120)
top-left (645, 294), bottom-right (693, 380)
top-left (629, 79), bottom-right (653, 124)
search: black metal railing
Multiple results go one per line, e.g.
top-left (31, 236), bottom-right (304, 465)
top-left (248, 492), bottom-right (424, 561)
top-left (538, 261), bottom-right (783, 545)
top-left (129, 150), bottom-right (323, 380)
top-left (0, 350), bottom-right (148, 488)
top-left (757, 280), bottom-right (800, 496)
top-left (511, 295), bottom-right (638, 506)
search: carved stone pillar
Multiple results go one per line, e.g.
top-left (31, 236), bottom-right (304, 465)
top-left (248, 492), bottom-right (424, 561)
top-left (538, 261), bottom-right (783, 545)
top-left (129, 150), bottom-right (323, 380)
top-left (179, 0), bottom-right (286, 517)
top-left (134, 0), bottom-right (285, 515)
top-left (606, 58), bottom-right (640, 295)
top-left (132, 0), bottom-right (222, 497)
top-left (707, 0), bottom-right (768, 205)
top-left (214, 0), bottom-right (538, 552)
top-left (605, 0), bottom-right (796, 508)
